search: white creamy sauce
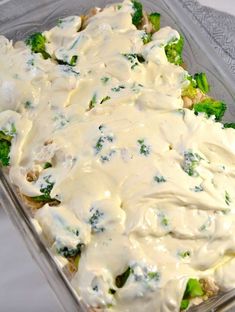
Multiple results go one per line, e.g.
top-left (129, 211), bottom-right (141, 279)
top-left (1, 1), bottom-right (235, 311)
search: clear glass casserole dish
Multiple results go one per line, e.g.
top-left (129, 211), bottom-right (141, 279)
top-left (0, 0), bottom-right (235, 311)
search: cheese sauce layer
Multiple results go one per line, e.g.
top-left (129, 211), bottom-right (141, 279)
top-left (1, 1), bottom-right (235, 311)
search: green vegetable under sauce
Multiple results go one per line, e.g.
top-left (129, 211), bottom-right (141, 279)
top-left (182, 75), bottom-right (197, 98)
top-left (161, 216), bottom-right (169, 226)
top-left (32, 175), bottom-right (56, 202)
top-left (89, 208), bottom-right (105, 233)
top-left (89, 94), bottom-right (97, 110)
top-left (180, 278), bottom-right (204, 310)
top-left (109, 288), bottom-right (116, 295)
top-left (131, 0), bottom-right (143, 27)
top-left (111, 85), bottom-right (125, 92)
top-left (154, 175), bottom-right (166, 183)
top-left (142, 32), bottom-right (152, 44)
top-left (178, 250), bottom-right (191, 258)
top-left (147, 271), bottom-right (160, 280)
top-left (191, 185), bottom-right (204, 192)
top-left (182, 150), bottom-right (202, 177)
top-left (137, 139), bottom-right (150, 156)
top-left (94, 135), bottom-right (113, 154)
top-left (101, 76), bottom-right (110, 84)
top-left (70, 55), bottom-right (78, 66)
top-left (25, 32), bottom-right (50, 59)
top-left (165, 35), bottom-right (184, 65)
top-left (224, 123), bottom-right (235, 129)
top-left (0, 130), bottom-right (14, 167)
top-left (225, 191), bottom-right (231, 206)
top-left (100, 150), bottom-right (116, 163)
top-left (115, 267), bottom-right (133, 288)
top-left (43, 162), bottom-right (52, 169)
top-left (56, 55), bottom-right (78, 67)
top-left (24, 100), bottom-right (33, 109)
top-left (182, 72), bottom-right (210, 98)
top-left (57, 242), bottom-right (84, 258)
top-left (0, 139), bottom-right (11, 166)
top-left (148, 12), bottom-right (161, 32)
top-left (193, 98), bottom-right (226, 121)
top-left (100, 96), bottom-right (111, 104)
top-left (74, 254), bottom-right (80, 269)
top-left (123, 53), bottom-right (145, 69)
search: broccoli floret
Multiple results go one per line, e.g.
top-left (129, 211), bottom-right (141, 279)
top-left (0, 140), bottom-right (11, 166)
top-left (182, 150), bottom-right (202, 177)
top-left (165, 35), bottom-right (184, 65)
top-left (115, 267), bottom-right (132, 288)
top-left (182, 75), bottom-right (197, 98)
top-left (148, 12), bottom-right (161, 32)
top-left (89, 208), bottom-right (105, 233)
top-left (224, 123), bottom-right (235, 129)
top-left (131, 0), bottom-right (143, 27)
top-left (25, 32), bottom-right (50, 59)
top-left (142, 32), bottom-right (152, 44)
top-left (194, 73), bottom-right (210, 94)
top-left (0, 130), bottom-right (14, 167)
top-left (182, 73), bottom-right (210, 98)
top-left (32, 176), bottom-right (56, 202)
top-left (193, 98), bottom-right (226, 121)
top-left (57, 242), bottom-right (84, 258)
top-left (180, 299), bottom-right (190, 310)
top-left (94, 134), bottom-right (113, 154)
top-left (180, 278), bottom-right (204, 310)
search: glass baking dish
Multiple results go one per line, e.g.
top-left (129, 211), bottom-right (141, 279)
top-left (0, 0), bottom-right (235, 311)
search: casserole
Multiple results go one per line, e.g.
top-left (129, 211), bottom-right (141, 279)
top-left (0, 0), bottom-right (235, 312)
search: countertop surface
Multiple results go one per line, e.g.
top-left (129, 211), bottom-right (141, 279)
top-left (0, 1), bottom-right (235, 311)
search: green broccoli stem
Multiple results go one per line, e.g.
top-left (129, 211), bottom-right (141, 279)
top-left (194, 73), bottom-right (210, 94)
top-left (165, 35), bottom-right (184, 65)
top-left (115, 267), bottom-right (132, 288)
top-left (148, 12), bottom-right (161, 32)
top-left (180, 278), bottom-right (204, 310)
